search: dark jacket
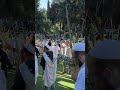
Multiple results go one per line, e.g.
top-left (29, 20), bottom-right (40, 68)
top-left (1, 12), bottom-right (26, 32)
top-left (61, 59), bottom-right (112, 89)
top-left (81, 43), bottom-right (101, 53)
top-left (0, 49), bottom-right (11, 76)
top-left (35, 47), bottom-right (40, 58)
top-left (12, 60), bottom-right (35, 90)
top-left (40, 51), bottom-right (53, 71)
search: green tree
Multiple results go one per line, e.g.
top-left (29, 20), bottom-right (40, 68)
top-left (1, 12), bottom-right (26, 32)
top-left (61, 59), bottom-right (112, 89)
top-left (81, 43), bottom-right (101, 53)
top-left (48, 0), bottom-right (85, 39)
top-left (35, 0), bottom-right (52, 35)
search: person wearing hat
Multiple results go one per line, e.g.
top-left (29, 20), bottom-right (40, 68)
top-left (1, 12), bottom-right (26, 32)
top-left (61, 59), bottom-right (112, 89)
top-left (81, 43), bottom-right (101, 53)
top-left (40, 43), bottom-right (56, 90)
top-left (71, 42), bottom-right (85, 90)
top-left (12, 44), bottom-right (35, 90)
top-left (86, 40), bottom-right (120, 90)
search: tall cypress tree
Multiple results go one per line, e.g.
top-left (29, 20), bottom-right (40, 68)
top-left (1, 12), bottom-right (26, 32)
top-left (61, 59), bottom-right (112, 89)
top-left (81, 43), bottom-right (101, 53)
top-left (47, 0), bottom-right (51, 19)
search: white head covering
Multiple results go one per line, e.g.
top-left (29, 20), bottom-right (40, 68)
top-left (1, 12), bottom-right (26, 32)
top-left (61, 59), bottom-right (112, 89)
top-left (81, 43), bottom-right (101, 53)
top-left (25, 44), bottom-right (35, 55)
top-left (72, 42), bottom-right (85, 51)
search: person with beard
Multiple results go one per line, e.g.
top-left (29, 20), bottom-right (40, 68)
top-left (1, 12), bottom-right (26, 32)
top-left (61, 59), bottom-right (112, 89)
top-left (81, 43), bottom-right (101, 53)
top-left (86, 40), bottom-right (120, 90)
top-left (12, 44), bottom-right (35, 90)
top-left (71, 42), bottom-right (85, 90)
top-left (40, 43), bottom-right (56, 90)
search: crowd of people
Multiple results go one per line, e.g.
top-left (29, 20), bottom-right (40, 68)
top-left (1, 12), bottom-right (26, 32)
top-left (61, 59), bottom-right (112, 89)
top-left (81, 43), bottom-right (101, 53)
top-left (36, 34), bottom-right (120, 90)
top-left (0, 17), bottom-right (35, 90)
top-left (35, 37), bottom-right (72, 89)
top-left (35, 36), bottom-right (86, 90)
top-left (1, 30), bottom-right (120, 90)
top-left (0, 17), bottom-right (120, 90)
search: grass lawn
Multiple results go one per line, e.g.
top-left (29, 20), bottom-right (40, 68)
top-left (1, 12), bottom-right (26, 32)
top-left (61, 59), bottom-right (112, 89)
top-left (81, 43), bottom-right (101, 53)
top-left (35, 56), bottom-right (75, 90)
top-left (7, 67), bottom-right (16, 90)
top-left (7, 55), bottom-right (75, 90)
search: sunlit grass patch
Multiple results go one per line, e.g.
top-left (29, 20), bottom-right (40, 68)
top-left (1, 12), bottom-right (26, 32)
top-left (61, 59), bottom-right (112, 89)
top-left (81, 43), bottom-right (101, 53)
top-left (57, 80), bottom-right (74, 89)
top-left (35, 56), bottom-right (74, 90)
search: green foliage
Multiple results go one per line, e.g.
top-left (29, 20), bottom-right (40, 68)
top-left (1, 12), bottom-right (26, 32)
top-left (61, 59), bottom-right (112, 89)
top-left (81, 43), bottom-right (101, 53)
top-left (48, 0), bottom-right (85, 36)
top-left (35, 0), bottom-right (53, 34)
top-left (36, 0), bottom-right (85, 36)
top-left (35, 9), bottom-right (52, 34)
top-left (35, 56), bottom-right (74, 90)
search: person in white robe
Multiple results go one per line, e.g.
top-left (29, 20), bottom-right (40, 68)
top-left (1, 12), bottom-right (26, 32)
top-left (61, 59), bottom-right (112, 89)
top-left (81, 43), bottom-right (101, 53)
top-left (71, 42), bottom-right (86, 90)
top-left (40, 44), bottom-right (57, 90)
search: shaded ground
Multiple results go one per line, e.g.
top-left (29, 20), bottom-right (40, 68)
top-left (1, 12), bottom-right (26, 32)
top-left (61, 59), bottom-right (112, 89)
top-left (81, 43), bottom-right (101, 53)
top-left (35, 56), bottom-right (75, 90)
top-left (7, 67), bottom-right (16, 90)
top-left (7, 55), bottom-right (75, 90)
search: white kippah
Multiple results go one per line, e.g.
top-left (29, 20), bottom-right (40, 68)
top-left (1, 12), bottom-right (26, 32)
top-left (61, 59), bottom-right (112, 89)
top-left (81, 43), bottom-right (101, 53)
top-left (72, 42), bottom-right (85, 51)
top-left (25, 44), bottom-right (35, 55)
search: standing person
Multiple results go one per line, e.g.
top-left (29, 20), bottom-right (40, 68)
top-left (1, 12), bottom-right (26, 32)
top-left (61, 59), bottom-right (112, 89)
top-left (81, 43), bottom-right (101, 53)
top-left (63, 40), bottom-right (67, 56)
top-left (0, 40), bottom-right (12, 76)
top-left (52, 42), bottom-right (60, 59)
top-left (40, 44), bottom-right (57, 90)
top-left (30, 33), bottom-right (39, 84)
top-left (71, 42), bottom-right (85, 90)
top-left (38, 40), bottom-right (44, 54)
top-left (86, 40), bottom-right (120, 90)
top-left (0, 62), bottom-right (7, 90)
top-left (59, 40), bottom-right (63, 55)
top-left (61, 40), bottom-right (66, 56)
top-left (12, 44), bottom-right (35, 90)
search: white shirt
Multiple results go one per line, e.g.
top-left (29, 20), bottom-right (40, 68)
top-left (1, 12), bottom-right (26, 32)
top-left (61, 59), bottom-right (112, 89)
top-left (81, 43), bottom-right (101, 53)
top-left (42, 40), bottom-right (46, 46)
top-left (51, 45), bottom-right (60, 59)
top-left (75, 63), bottom-right (85, 90)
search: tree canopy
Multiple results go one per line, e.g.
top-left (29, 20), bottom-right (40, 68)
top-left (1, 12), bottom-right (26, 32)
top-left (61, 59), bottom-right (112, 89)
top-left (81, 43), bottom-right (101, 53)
top-left (47, 0), bottom-right (85, 38)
